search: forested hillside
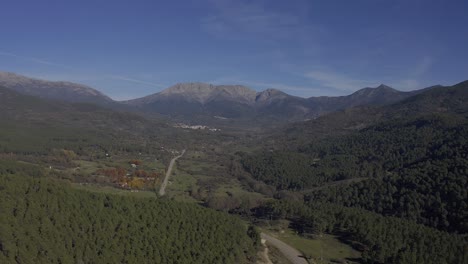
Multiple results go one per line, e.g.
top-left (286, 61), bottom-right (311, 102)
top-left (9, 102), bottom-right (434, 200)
top-left (305, 122), bottom-right (468, 233)
top-left (0, 160), bottom-right (259, 263)
top-left (240, 82), bottom-right (468, 235)
top-left (2, 1), bottom-right (467, 263)
top-left (268, 80), bottom-right (468, 147)
top-left (0, 85), bottom-right (240, 168)
top-left (254, 200), bottom-right (467, 264)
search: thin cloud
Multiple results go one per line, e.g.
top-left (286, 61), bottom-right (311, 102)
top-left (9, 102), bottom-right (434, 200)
top-left (202, 0), bottom-right (321, 42)
top-left (0, 50), bottom-right (72, 69)
top-left (305, 70), bottom-right (379, 91)
top-left (108, 75), bottom-right (167, 88)
top-left (413, 56), bottom-right (433, 76)
top-left (387, 56), bottom-right (434, 91)
top-left (392, 79), bottom-right (420, 90)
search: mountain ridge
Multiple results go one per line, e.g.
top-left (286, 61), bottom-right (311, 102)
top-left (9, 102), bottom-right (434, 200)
top-left (122, 81), bottom-right (428, 121)
top-left (0, 71), bottom-right (454, 124)
top-left (0, 71), bottom-right (113, 105)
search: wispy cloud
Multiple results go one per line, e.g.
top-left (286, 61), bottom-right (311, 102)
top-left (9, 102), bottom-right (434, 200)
top-left (304, 55), bottom-right (434, 92)
top-left (203, 4), bottom-right (297, 37)
top-left (413, 56), bottom-right (433, 76)
top-left (202, 0), bottom-right (321, 43)
top-left (0, 50), bottom-right (72, 69)
top-left (305, 70), bottom-right (379, 91)
top-left (1, 50), bottom-right (168, 89)
top-left (107, 75), bottom-right (167, 88)
top-left (392, 79), bottom-right (420, 90)
top-left (389, 56), bottom-right (434, 90)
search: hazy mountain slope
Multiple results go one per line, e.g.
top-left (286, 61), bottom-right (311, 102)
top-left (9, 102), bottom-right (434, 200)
top-left (254, 89), bottom-right (314, 119)
top-left (124, 82), bottom-right (426, 122)
top-left (0, 85), bottom-right (160, 134)
top-left (0, 71), bottom-right (444, 125)
top-left (388, 80), bottom-right (468, 116)
top-left (240, 80), bottom-right (468, 233)
top-left (0, 71), bottom-right (114, 105)
top-left (123, 83), bottom-right (258, 118)
top-left (272, 80), bottom-right (467, 145)
top-left (0, 85), bottom-right (195, 156)
top-left (306, 84), bottom-right (425, 116)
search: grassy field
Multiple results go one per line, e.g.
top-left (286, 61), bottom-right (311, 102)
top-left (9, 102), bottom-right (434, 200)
top-left (71, 183), bottom-right (157, 198)
top-left (68, 154), bottom-right (166, 174)
top-left (267, 244), bottom-right (293, 264)
top-left (61, 153), bottom-right (169, 197)
top-left (261, 225), bottom-right (361, 264)
top-left (166, 150), bottom-right (265, 203)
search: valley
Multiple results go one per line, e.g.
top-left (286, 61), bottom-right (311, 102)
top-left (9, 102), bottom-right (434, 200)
top-left (2, 2), bottom-right (467, 263)
top-left (0, 73), bottom-right (467, 264)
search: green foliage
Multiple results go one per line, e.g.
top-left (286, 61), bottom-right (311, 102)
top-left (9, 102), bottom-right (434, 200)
top-left (243, 114), bottom-right (467, 188)
top-left (0, 164), bottom-right (258, 263)
top-left (306, 158), bottom-right (468, 233)
top-left (242, 115), bottom-right (468, 233)
top-left (255, 200), bottom-right (467, 264)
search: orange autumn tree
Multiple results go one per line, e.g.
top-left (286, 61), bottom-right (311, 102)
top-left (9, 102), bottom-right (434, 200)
top-left (128, 178), bottom-right (145, 189)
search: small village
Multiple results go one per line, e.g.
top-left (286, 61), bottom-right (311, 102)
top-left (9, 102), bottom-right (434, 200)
top-left (173, 123), bottom-right (220, 131)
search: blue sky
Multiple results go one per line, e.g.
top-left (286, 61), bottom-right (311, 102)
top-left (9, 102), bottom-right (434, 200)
top-left (1, 0), bottom-right (467, 100)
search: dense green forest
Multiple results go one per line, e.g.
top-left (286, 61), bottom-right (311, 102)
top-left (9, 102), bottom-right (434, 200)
top-left (241, 114), bottom-right (467, 189)
top-left (242, 114), bottom-right (468, 233)
top-left (0, 160), bottom-right (259, 263)
top-left (254, 200), bottom-right (467, 264)
top-left (306, 152), bottom-right (468, 233)
top-left (1, 81), bottom-right (467, 263)
top-left (238, 81), bottom-right (468, 263)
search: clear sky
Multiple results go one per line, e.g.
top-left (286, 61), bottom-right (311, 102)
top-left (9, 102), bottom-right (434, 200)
top-left (1, 0), bottom-right (467, 100)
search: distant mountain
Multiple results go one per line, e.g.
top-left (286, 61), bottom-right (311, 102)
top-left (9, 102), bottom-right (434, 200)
top-left (240, 80), bottom-right (468, 238)
top-left (254, 89), bottom-right (312, 119)
top-left (273, 80), bottom-right (468, 145)
top-left (124, 83), bottom-right (257, 118)
top-left (0, 71), bottom-right (447, 125)
top-left (306, 84), bottom-right (425, 116)
top-left (0, 84), bottom-right (172, 138)
top-left (0, 71), bottom-right (113, 105)
top-left (124, 82), bottom-right (429, 122)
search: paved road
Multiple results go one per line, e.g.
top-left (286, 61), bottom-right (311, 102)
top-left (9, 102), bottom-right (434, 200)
top-left (158, 149), bottom-right (186, 196)
top-left (261, 233), bottom-right (308, 264)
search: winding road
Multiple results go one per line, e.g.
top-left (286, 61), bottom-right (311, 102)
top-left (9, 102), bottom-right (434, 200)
top-left (157, 150), bottom-right (306, 264)
top-left (158, 149), bottom-right (186, 196)
top-left (261, 233), bottom-right (308, 264)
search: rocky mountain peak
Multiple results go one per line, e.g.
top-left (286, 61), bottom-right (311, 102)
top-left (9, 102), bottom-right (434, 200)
top-left (376, 84), bottom-right (398, 91)
top-left (255, 88), bottom-right (288, 102)
top-left (157, 82), bottom-right (257, 104)
top-left (0, 71), bottom-right (113, 104)
top-left (351, 84), bottom-right (399, 97)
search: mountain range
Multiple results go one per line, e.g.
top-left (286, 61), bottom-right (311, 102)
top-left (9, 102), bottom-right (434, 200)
top-left (271, 80), bottom-right (468, 146)
top-left (0, 71), bottom-right (445, 124)
top-left (123, 82), bottom-right (428, 121)
top-left (0, 72), bottom-right (113, 105)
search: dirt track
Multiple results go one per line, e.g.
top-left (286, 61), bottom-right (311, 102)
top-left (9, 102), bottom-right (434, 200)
top-left (261, 233), bottom-right (308, 264)
top-left (158, 149), bottom-right (185, 196)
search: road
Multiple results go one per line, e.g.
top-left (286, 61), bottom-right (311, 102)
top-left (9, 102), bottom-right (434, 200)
top-left (261, 233), bottom-right (309, 264)
top-left (158, 149), bottom-right (186, 196)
